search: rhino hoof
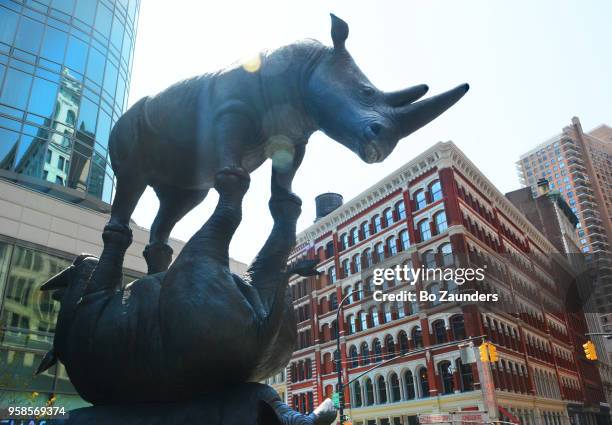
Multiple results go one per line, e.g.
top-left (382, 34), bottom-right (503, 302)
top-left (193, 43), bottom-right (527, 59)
top-left (215, 167), bottom-right (250, 195)
top-left (307, 398), bottom-right (337, 425)
top-left (143, 243), bottom-right (174, 274)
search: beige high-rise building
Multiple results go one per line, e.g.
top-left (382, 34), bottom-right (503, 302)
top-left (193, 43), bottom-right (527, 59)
top-left (517, 117), bottom-right (612, 410)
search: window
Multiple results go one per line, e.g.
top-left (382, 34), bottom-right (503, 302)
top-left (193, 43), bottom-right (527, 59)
top-left (399, 331), bottom-right (409, 354)
top-left (377, 376), bottom-right (387, 403)
top-left (352, 381), bottom-right (362, 406)
top-left (351, 227), bottom-right (360, 244)
top-left (451, 315), bottom-right (466, 341)
top-left (458, 359), bottom-right (474, 392)
top-left (430, 181), bottom-right (443, 202)
top-left (387, 237), bottom-right (398, 256)
top-left (46, 149), bottom-right (52, 163)
top-left (432, 320), bottom-right (447, 344)
top-left (439, 361), bottom-right (454, 394)
top-left (390, 373), bottom-right (401, 402)
top-left (404, 370), bottom-right (415, 399)
top-left (414, 190), bottom-right (426, 210)
top-left (354, 282), bottom-right (363, 301)
top-left (375, 243), bottom-right (385, 262)
top-left (385, 334), bottom-right (395, 359)
top-left (412, 326), bottom-right (423, 348)
top-left (440, 243), bottom-right (453, 266)
top-left (371, 307), bottom-right (380, 327)
top-left (383, 303), bottom-right (392, 323)
top-left (434, 211), bottom-right (448, 233)
top-left (341, 233), bottom-right (349, 250)
top-left (349, 346), bottom-right (359, 368)
top-left (348, 315), bottom-right (356, 334)
top-left (342, 259), bottom-right (350, 277)
top-left (328, 266), bottom-right (336, 284)
top-left (395, 201), bottom-right (407, 220)
top-left (373, 215), bottom-right (382, 233)
top-left (58, 156), bottom-right (65, 171)
top-left (400, 230), bottom-right (410, 250)
top-left (419, 220), bottom-right (431, 241)
top-left (361, 221), bottom-right (370, 239)
top-left (364, 248), bottom-right (373, 268)
top-left (384, 208), bottom-right (394, 227)
top-left (373, 339), bottom-right (383, 363)
top-left (360, 312), bottom-right (368, 331)
top-left (418, 367), bottom-right (429, 398)
top-left (350, 255), bottom-right (360, 274)
top-left (361, 342), bottom-right (370, 366)
top-left (365, 378), bottom-right (374, 405)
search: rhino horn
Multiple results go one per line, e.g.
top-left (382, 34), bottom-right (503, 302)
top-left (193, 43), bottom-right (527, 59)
top-left (385, 84), bottom-right (429, 107)
top-left (40, 266), bottom-right (73, 291)
top-left (35, 350), bottom-right (58, 375)
top-left (396, 83), bottom-right (469, 138)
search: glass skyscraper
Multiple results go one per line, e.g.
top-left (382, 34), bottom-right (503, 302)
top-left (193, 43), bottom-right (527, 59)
top-left (0, 0), bottom-right (140, 208)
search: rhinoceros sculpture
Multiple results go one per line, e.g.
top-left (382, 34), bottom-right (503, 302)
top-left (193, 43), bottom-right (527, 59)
top-left (103, 14), bottom-right (468, 274)
top-left (39, 172), bottom-right (317, 406)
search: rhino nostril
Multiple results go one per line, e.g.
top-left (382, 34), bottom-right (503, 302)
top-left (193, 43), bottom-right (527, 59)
top-left (369, 123), bottom-right (382, 136)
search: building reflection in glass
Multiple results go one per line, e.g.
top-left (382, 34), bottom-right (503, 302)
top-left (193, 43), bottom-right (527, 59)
top-left (0, 0), bottom-right (140, 206)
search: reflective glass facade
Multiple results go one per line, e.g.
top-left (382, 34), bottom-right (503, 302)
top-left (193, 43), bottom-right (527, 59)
top-left (0, 239), bottom-right (140, 404)
top-left (0, 0), bottom-right (140, 205)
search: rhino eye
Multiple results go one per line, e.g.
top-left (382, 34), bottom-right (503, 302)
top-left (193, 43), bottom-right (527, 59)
top-left (360, 86), bottom-right (375, 97)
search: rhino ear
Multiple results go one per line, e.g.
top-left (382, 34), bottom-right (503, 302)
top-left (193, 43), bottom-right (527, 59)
top-left (330, 13), bottom-right (349, 50)
top-left (256, 401), bottom-right (282, 425)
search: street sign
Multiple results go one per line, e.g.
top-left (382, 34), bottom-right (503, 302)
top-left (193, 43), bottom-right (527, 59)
top-left (418, 414), bottom-right (452, 423)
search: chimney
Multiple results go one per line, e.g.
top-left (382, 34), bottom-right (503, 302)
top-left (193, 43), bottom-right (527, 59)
top-left (315, 193), bottom-right (343, 222)
top-left (536, 178), bottom-right (549, 197)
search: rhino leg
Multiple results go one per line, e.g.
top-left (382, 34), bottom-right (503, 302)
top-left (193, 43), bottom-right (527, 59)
top-left (270, 142), bottom-right (305, 204)
top-left (172, 168), bottom-right (250, 268)
top-left (256, 384), bottom-right (337, 425)
top-left (144, 185), bottom-right (209, 274)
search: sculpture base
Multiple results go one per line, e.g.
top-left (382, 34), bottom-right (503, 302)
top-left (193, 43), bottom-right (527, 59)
top-left (47, 383), bottom-right (336, 425)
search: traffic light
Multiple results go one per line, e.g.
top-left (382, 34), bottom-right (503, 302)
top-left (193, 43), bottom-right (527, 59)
top-left (479, 342), bottom-right (490, 362)
top-left (583, 340), bottom-right (597, 361)
top-left (488, 343), bottom-right (498, 362)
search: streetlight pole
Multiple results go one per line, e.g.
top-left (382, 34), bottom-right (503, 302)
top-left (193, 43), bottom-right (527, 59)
top-left (335, 290), bottom-right (356, 425)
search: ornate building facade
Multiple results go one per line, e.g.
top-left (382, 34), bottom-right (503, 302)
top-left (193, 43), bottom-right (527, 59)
top-left (285, 142), bottom-right (609, 425)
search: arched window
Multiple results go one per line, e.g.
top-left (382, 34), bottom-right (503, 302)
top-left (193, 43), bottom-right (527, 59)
top-left (438, 361), bottom-right (454, 394)
top-left (325, 241), bottom-right (334, 258)
top-left (360, 311), bottom-right (368, 331)
top-left (377, 376), bottom-right (387, 404)
top-left (385, 334), bottom-right (395, 359)
top-left (349, 345), bottom-right (359, 368)
top-left (353, 254), bottom-right (361, 273)
top-left (395, 201), bottom-right (407, 220)
top-left (371, 307), bottom-right (380, 327)
top-left (331, 320), bottom-right (338, 340)
top-left (340, 233), bottom-right (349, 250)
top-left (422, 250), bottom-right (436, 268)
top-left (365, 378), bottom-right (374, 405)
top-left (439, 243), bottom-right (453, 266)
top-left (342, 259), bottom-right (350, 277)
top-left (418, 367), bottom-right (430, 398)
top-left (434, 211), bottom-right (448, 233)
top-left (404, 370), bottom-right (416, 399)
top-left (361, 342), bottom-right (370, 365)
top-left (396, 300), bottom-right (405, 319)
top-left (347, 314), bottom-right (356, 334)
top-left (400, 230), bottom-right (410, 250)
top-left (451, 315), bottom-right (466, 341)
top-left (387, 236), bottom-right (398, 256)
top-left (328, 266), bottom-right (336, 284)
top-left (430, 180), bottom-right (443, 202)
top-left (373, 339), bottom-right (382, 363)
top-left (390, 373), bottom-right (401, 402)
top-left (352, 381), bottom-right (362, 407)
top-left (412, 326), bottom-right (423, 348)
top-left (375, 242), bottom-right (385, 262)
top-left (361, 221), bottom-right (370, 239)
top-left (398, 331), bottom-right (409, 354)
top-left (373, 215), bottom-right (382, 233)
top-left (414, 190), bottom-right (427, 210)
top-left (419, 220), bottom-right (431, 241)
top-left (354, 282), bottom-right (363, 301)
top-left (351, 227), bottom-right (359, 245)
top-left (329, 293), bottom-right (338, 310)
top-left (384, 208), bottom-right (394, 227)
top-left (305, 358), bottom-right (312, 379)
top-left (432, 320), bottom-right (447, 344)
top-left (364, 248), bottom-right (373, 268)
top-left (428, 283), bottom-right (441, 306)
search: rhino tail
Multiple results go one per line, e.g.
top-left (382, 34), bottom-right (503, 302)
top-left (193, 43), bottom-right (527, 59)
top-left (35, 350), bottom-right (58, 375)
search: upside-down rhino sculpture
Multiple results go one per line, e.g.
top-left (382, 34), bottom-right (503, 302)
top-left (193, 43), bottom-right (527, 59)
top-left (105, 14), bottom-right (468, 274)
top-left (38, 14), bottom-right (468, 425)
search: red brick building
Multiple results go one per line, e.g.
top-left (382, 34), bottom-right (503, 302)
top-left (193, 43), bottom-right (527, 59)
top-left (285, 142), bottom-right (609, 425)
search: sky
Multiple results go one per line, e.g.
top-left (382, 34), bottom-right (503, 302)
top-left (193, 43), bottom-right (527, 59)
top-left (127, 0), bottom-right (612, 265)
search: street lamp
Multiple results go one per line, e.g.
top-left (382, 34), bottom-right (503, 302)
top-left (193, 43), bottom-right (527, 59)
top-left (335, 289), bottom-right (357, 425)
